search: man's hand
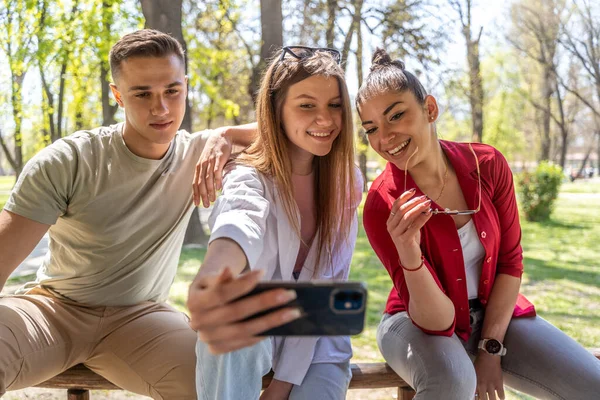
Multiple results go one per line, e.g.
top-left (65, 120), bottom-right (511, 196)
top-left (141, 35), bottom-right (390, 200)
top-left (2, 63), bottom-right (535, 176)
top-left (259, 379), bottom-right (294, 400)
top-left (474, 352), bottom-right (505, 400)
top-left (187, 267), bottom-right (301, 354)
top-left (193, 127), bottom-right (232, 208)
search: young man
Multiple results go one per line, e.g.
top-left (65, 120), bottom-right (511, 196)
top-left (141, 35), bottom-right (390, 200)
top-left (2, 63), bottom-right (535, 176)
top-left (0, 29), bottom-right (291, 399)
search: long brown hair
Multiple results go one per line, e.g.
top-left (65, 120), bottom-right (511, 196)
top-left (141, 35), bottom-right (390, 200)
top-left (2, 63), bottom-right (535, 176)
top-left (240, 49), bottom-right (357, 274)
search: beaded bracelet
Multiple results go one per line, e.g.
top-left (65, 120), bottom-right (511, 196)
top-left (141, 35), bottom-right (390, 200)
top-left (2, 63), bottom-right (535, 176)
top-left (400, 255), bottom-right (425, 272)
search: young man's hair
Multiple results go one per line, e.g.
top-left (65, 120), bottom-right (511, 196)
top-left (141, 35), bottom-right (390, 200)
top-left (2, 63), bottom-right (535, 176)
top-left (109, 29), bottom-right (185, 81)
top-left (239, 48), bottom-right (357, 275)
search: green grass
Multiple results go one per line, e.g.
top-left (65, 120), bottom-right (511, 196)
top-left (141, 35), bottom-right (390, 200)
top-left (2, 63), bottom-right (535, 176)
top-left (0, 193), bottom-right (8, 210)
top-left (0, 175), bottom-right (15, 191)
top-left (167, 183), bottom-right (600, 399)
top-left (0, 175), bottom-right (15, 210)
top-left (559, 179), bottom-right (600, 193)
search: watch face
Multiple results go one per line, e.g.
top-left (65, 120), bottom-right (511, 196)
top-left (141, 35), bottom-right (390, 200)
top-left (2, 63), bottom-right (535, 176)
top-left (485, 339), bottom-right (502, 354)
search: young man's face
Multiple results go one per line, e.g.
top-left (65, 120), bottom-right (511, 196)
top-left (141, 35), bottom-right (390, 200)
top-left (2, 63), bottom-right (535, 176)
top-left (110, 54), bottom-right (187, 159)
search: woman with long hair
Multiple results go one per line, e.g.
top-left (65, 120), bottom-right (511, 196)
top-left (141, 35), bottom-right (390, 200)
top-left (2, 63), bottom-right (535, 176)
top-left (188, 46), bottom-right (361, 400)
top-left (358, 48), bottom-right (600, 400)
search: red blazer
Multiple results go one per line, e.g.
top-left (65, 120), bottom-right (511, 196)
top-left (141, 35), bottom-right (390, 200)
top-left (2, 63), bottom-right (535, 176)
top-left (363, 140), bottom-right (536, 341)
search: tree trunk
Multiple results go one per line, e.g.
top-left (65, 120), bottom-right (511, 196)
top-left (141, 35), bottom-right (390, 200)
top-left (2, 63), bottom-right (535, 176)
top-left (10, 72), bottom-right (25, 179)
top-left (101, 0), bottom-right (118, 126)
top-left (141, 0), bottom-right (207, 245)
top-left (554, 80), bottom-right (568, 169)
top-left (326, 0), bottom-right (337, 47)
top-left (39, 66), bottom-right (56, 145)
top-left (101, 62), bottom-right (118, 126)
top-left (248, 0), bottom-right (283, 104)
top-left (356, 15), bottom-right (368, 191)
top-left (341, 0), bottom-right (363, 70)
top-left (466, 36), bottom-right (483, 142)
top-left (140, 0), bottom-right (191, 132)
top-left (460, 0), bottom-right (483, 143)
top-left (540, 64), bottom-right (553, 161)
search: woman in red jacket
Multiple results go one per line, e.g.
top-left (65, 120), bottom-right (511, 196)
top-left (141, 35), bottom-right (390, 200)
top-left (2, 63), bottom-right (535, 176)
top-left (359, 48), bottom-right (600, 400)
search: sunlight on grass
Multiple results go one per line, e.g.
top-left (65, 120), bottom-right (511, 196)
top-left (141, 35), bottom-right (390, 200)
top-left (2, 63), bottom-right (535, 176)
top-left (0, 175), bottom-right (15, 191)
top-left (0, 194), bottom-right (8, 210)
top-left (168, 184), bottom-right (600, 400)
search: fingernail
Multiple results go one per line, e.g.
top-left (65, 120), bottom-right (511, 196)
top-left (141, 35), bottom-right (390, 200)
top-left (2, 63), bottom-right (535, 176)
top-left (277, 290), bottom-right (297, 303)
top-left (283, 309), bottom-right (302, 321)
top-left (408, 188), bottom-right (416, 194)
top-left (424, 199), bottom-right (432, 206)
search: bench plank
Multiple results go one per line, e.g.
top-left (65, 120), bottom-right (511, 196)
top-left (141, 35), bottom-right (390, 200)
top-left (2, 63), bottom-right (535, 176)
top-left (36, 350), bottom-right (600, 399)
top-left (261, 362), bottom-right (411, 389)
top-left (36, 364), bottom-right (119, 390)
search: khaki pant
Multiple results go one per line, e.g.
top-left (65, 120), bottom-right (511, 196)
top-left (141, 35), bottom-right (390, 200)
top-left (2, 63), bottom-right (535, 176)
top-left (0, 287), bottom-right (197, 399)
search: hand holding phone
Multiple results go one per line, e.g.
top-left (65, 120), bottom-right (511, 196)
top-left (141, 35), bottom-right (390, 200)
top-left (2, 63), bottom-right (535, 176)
top-left (241, 281), bottom-right (367, 336)
top-left (187, 268), bottom-right (302, 354)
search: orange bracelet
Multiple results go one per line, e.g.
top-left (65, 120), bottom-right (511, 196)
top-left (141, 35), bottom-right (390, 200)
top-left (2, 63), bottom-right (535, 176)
top-left (400, 255), bottom-right (425, 272)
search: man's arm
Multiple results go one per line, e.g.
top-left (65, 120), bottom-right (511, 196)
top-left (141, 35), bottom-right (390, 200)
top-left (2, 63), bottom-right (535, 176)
top-left (0, 210), bottom-right (50, 292)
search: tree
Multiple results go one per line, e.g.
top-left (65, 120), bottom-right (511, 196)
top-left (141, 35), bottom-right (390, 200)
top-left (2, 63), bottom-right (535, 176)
top-left (0, 0), bottom-right (46, 178)
top-left (141, 0), bottom-right (192, 132)
top-left (449, 0), bottom-right (484, 143)
top-left (559, 0), bottom-right (600, 170)
top-left (185, 0), bottom-right (255, 127)
top-left (509, 0), bottom-right (565, 161)
top-left (248, 0), bottom-right (283, 103)
top-left (36, 0), bottom-right (82, 144)
top-left (140, 0), bottom-right (207, 245)
top-left (364, 0), bottom-right (443, 67)
top-left (99, 0), bottom-right (119, 126)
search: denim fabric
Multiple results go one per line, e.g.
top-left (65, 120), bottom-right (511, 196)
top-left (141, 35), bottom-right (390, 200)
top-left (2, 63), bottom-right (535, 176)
top-left (378, 311), bottom-right (600, 400)
top-left (195, 338), bottom-right (351, 400)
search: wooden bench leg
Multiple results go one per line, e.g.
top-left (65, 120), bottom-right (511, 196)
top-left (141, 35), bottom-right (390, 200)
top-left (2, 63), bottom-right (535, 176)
top-left (398, 386), bottom-right (416, 400)
top-left (67, 389), bottom-right (89, 400)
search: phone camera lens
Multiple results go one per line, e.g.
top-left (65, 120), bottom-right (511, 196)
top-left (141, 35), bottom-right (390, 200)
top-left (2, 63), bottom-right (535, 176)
top-left (333, 290), bottom-right (363, 312)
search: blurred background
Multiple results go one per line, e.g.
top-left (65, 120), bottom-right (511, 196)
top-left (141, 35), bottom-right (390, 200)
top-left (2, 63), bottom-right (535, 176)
top-left (1, 1), bottom-right (599, 399)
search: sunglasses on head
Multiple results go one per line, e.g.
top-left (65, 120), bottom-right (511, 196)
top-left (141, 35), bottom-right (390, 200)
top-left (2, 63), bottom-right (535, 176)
top-left (279, 46), bottom-right (342, 64)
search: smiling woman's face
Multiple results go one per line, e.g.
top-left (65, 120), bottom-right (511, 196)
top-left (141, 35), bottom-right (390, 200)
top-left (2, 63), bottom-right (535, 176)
top-left (359, 90), bottom-right (438, 170)
top-left (281, 74), bottom-right (343, 161)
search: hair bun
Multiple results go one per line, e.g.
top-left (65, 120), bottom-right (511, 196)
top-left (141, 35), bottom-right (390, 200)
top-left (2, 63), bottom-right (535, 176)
top-left (370, 48), bottom-right (405, 72)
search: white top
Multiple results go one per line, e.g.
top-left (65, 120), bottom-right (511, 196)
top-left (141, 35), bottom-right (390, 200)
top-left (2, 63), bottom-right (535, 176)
top-left (457, 219), bottom-right (485, 299)
top-left (208, 163), bottom-right (363, 386)
top-left (7, 123), bottom-right (210, 306)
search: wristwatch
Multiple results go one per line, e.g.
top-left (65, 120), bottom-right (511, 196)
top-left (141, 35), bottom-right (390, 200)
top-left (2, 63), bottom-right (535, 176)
top-left (478, 338), bottom-right (507, 356)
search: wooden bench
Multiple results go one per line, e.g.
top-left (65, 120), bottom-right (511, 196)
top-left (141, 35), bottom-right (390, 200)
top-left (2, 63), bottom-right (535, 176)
top-left (35, 349), bottom-right (600, 399)
top-left (36, 362), bottom-right (415, 399)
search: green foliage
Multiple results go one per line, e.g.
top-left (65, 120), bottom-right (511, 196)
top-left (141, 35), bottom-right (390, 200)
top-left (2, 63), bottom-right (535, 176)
top-left (185, 0), bottom-right (255, 128)
top-left (517, 161), bottom-right (563, 221)
top-left (481, 49), bottom-right (529, 159)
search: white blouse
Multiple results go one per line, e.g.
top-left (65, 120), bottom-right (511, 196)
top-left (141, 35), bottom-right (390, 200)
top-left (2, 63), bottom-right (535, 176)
top-left (208, 163), bottom-right (363, 385)
top-left (457, 219), bottom-right (485, 299)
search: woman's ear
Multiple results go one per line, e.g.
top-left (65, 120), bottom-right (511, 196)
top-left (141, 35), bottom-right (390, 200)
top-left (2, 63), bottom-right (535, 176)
top-left (424, 95), bottom-right (439, 122)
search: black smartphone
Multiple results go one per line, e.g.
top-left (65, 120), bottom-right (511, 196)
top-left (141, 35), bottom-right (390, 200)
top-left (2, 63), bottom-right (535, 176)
top-left (241, 281), bottom-right (367, 336)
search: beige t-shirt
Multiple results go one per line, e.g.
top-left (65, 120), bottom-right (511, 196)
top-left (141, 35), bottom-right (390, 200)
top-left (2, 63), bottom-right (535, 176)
top-left (6, 123), bottom-right (209, 306)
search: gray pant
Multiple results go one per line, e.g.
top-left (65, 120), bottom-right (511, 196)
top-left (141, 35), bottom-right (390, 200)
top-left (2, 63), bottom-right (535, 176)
top-left (377, 311), bottom-right (600, 400)
top-left (195, 338), bottom-right (351, 400)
